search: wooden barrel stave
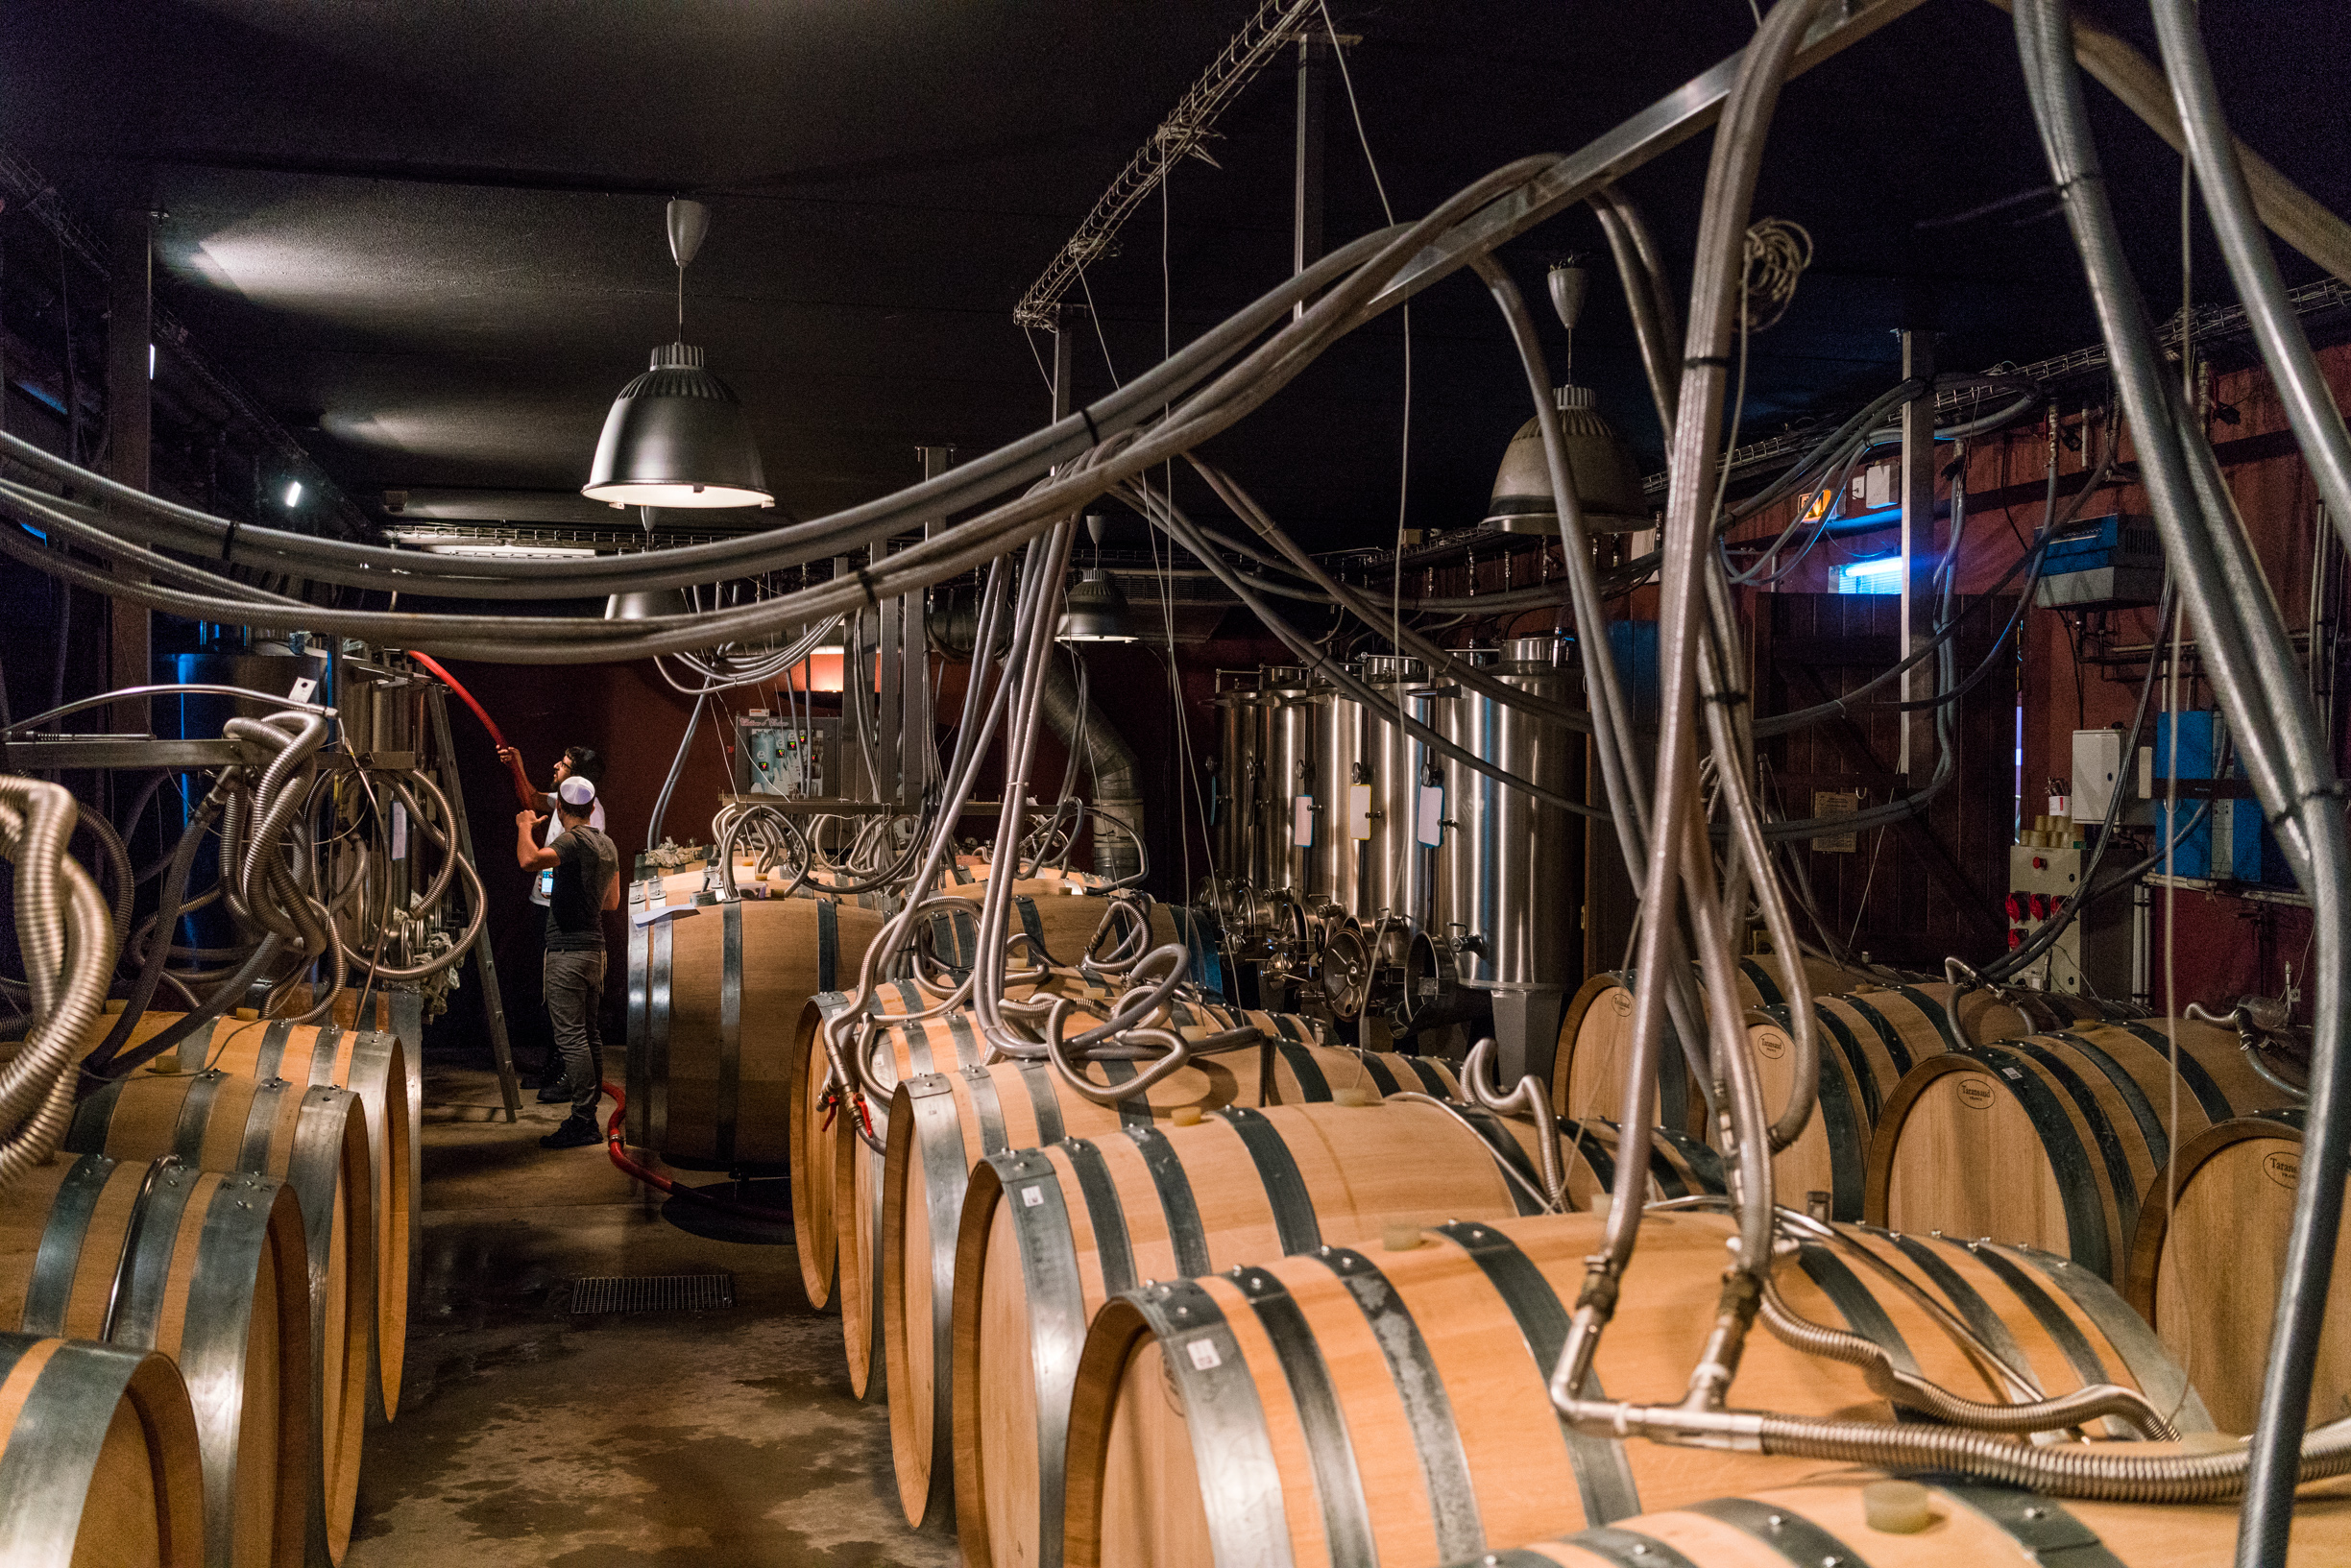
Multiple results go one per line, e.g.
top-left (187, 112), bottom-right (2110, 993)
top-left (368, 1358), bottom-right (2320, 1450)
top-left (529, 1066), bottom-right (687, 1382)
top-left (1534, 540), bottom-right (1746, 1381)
top-left (1867, 1020), bottom-right (2291, 1285)
top-left (0, 1331), bottom-right (208, 1567)
top-left (1060, 1210), bottom-right (2199, 1568)
top-left (623, 887), bottom-right (884, 1170)
top-left (4, 1153), bottom-right (313, 1568)
top-left (952, 1097), bottom-right (1534, 1557)
top-left (1466, 1479), bottom-right (2351, 1567)
top-left (2125, 1108), bottom-right (2351, 1435)
top-left (85, 1013), bottom-right (412, 1426)
top-left (67, 1069), bottom-right (376, 1563)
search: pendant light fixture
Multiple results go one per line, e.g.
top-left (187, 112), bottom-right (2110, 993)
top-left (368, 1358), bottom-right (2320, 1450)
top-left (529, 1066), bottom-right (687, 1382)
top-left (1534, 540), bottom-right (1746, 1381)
top-left (1482, 259), bottom-right (1649, 535)
top-left (1055, 513), bottom-right (1138, 643)
top-left (583, 198), bottom-right (775, 511)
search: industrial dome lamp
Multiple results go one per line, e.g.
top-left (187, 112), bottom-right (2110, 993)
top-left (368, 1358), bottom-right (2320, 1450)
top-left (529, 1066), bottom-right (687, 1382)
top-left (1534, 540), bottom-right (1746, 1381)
top-left (583, 198), bottom-right (774, 511)
top-left (1056, 513), bottom-right (1138, 643)
top-left (1482, 260), bottom-right (1650, 535)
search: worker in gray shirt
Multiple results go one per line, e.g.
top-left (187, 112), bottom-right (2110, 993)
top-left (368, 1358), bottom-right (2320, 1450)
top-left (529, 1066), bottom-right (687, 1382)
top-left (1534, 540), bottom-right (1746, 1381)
top-left (516, 775), bottom-right (620, 1148)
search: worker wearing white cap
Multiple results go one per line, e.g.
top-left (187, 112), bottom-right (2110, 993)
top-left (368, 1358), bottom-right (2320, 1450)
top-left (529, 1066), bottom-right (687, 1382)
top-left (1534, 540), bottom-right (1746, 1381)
top-left (516, 774), bottom-right (620, 1147)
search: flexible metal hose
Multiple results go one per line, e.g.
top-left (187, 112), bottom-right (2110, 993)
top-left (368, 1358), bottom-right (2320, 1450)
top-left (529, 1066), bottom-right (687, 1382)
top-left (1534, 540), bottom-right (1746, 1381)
top-left (0, 780), bottom-right (115, 1194)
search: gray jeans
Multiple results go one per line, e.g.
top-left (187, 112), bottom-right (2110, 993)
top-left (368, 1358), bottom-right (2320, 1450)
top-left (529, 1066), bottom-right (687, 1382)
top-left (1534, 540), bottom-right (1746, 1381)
top-left (544, 948), bottom-right (607, 1120)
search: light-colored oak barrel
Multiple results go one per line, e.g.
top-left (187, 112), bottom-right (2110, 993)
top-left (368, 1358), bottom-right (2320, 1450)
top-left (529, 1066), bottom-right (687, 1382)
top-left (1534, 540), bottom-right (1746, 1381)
top-left (2125, 1108), bottom-right (2350, 1435)
top-left (918, 895), bottom-right (1177, 976)
top-left (1729, 953), bottom-right (1873, 1009)
top-left (837, 1010), bottom-right (1442, 1404)
top-left (0, 1331), bottom-right (207, 1567)
top-left (949, 1097), bottom-right (1534, 1554)
top-left (1709, 1005), bottom-right (1908, 1222)
top-left (622, 884), bottom-right (885, 1170)
top-left (3, 1154), bottom-right (314, 1568)
top-left (1550, 1118), bottom-right (1725, 1211)
top-left (1865, 1019), bottom-right (2290, 1284)
top-left (85, 1014), bottom-right (413, 1424)
top-left (939, 863), bottom-right (1111, 893)
top-left (1469, 1478), bottom-right (2351, 1567)
top-left (1549, 975), bottom-right (1706, 1136)
top-left (67, 1070), bottom-right (376, 1563)
top-left (1060, 1210), bottom-right (2209, 1568)
top-left (788, 975), bottom-right (1145, 1313)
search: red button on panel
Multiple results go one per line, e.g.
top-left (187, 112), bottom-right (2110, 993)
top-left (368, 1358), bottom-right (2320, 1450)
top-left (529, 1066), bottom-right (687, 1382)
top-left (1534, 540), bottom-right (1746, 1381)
top-left (2008, 929), bottom-right (2024, 950)
top-left (2029, 893), bottom-right (2051, 920)
top-left (2004, 892), bottom-right (2027, 921)
top-left (2032, 856), bottom-right (2048, 870)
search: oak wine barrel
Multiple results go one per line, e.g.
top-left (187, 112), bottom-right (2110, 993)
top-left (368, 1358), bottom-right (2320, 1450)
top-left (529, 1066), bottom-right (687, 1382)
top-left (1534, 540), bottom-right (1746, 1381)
top-left (68, 1069), bottom-right (376, 1562)
top-left (3, 1153), bottom-right (315, 1568)
top-left (842, 1008), bottom-right (1416, 1404)
top-left (1060, 1210), bottom-right (2207, 1568)
top-left (2124, 1107), bottom-right (2349, 1435)
top-left (0, 1332), bottom-right (207, 1567)
top-left (789, 975), bottom-right (1138, 1313)
top-left (1468, 1479), bottom-right (2351, 1567)
top-left (1866, 1019), bottom-right (2290, 1284)
top-left (948, 1096), bottom-right (1533, 1552)
top-left (1550, 975), bottom-right (1705, 1135)
top-left (88, 1013), bottom-right (413, 1424)
top-left (1551, 1117), bottom-right (1724, 1211)
top-left (1715, 1003), bottom-right (1908, 1221)
top-left (622, 883), bottom-right (885, 1170)
top-left (918, 894), bottom-right (1176, 977)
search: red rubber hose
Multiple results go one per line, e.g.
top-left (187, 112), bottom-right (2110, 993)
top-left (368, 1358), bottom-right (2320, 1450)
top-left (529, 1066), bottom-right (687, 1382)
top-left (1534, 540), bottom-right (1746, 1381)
top-left (600, 1081), bottom-right (794, 1222)
top-left (409, 650), bottom-right (538, 809)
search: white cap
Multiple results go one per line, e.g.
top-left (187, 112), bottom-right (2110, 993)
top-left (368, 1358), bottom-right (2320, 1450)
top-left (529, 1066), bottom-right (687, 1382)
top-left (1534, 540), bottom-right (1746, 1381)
top-left (558, 776), bottom-right (597, 808)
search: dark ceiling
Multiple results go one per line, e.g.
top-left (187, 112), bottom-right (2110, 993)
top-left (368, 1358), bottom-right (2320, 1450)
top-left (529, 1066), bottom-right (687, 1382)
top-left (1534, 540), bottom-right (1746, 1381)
top-left (5, 0), bottom-right (2346, 553)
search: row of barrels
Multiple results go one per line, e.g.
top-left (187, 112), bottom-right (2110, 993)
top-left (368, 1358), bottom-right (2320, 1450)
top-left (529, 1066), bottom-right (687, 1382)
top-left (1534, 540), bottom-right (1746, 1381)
top-left (1557, 961), bottom-right (2336, 1435)
top-left (817, 1037), bottom-right (2269, 1565)
top-left (2, 1010), bottom-right (417, 1566)
top-left (748, 935), bottom-right (2273, 1568)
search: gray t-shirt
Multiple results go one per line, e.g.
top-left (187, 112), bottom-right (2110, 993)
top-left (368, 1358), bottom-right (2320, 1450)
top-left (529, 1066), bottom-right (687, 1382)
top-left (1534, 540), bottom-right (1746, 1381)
top-left (545, 826), bottom-right (618, 952)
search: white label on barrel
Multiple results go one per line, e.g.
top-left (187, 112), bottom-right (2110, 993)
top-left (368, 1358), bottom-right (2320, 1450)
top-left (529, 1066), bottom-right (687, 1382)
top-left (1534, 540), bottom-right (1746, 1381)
top-left (1187, 1339), bottom-right (1223, 1371)
top-left (1022, 1185), bottom-right (1045, 1208)
top-left (2002, 1067), bottom-right (2023, 1080)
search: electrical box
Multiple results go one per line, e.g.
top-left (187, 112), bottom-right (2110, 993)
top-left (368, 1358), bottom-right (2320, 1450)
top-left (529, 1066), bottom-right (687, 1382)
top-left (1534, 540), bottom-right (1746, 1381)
top-left (2152, 711), bottom-right (2262, 881)
top-left (2069, 728), bottom-right (2154, 826)
top-left (2005, 842), bottom-right (2130, 997)
top-left (732, 713), bottom-right (836, 798)
top-left (2033, 514), bottom-right (2163, 610)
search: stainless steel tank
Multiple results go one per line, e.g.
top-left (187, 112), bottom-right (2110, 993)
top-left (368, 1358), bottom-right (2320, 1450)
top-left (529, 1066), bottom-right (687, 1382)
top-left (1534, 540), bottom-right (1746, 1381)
top-left (1257, 665), bottom-right (1315, 894)
top-left (1439, 639), bottom-right (1580, 988)
top-left (1210, 676), bottom-right (1266, 886)
top-left (1436, 647), bottom-right (1501, 976)
top-left (1309, 663), bottom-right (1369, 913)
top-left (1485, 636), bottom-right (1580, 991)
top-left (1357, 655), bottom-right (1427, 923)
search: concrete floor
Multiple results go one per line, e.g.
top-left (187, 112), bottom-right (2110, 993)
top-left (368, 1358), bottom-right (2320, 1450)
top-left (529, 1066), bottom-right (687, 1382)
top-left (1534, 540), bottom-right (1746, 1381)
top-left (345, 1065), bottom-right (957, 1568)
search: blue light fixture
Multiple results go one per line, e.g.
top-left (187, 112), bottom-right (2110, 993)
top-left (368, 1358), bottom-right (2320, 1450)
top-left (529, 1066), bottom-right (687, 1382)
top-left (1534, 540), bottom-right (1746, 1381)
top-left (1838, 554), bottom-right (1903, 594)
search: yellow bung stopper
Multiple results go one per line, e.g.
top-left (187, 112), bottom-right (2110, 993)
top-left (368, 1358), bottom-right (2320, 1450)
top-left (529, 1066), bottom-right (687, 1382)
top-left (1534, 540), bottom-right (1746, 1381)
top-left (1170, 1104), bottom-right (1203, 1127)
top-left (1332, 1086), bottom-right (1371, 1108)
top-left (231, 1007), bottom-right (259, 1022)
top-left (1382, 1225), bottom-right (1423, 1252)
top-left (1863, 1481), bottom-right (1935, 1534)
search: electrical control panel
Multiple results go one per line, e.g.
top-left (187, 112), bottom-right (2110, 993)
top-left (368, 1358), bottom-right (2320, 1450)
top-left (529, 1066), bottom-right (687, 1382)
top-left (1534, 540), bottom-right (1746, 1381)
top-left (2005, 842), bottom-right (2129, 997)
top-left (733, 714), bottom-right (834, 799)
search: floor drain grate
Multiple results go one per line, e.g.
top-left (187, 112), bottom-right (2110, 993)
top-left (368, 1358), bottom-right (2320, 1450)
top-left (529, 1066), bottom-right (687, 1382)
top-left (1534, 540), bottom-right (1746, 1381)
top-left (569, 1273), bottom-right (736, 1315)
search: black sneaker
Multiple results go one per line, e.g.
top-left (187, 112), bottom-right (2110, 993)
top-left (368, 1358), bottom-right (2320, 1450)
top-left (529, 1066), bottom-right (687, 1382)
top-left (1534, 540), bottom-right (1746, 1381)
top-left (539, 1117), bottom-right (601, 1149)
top-left (536, 1080), bottom-right (572, 1103)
